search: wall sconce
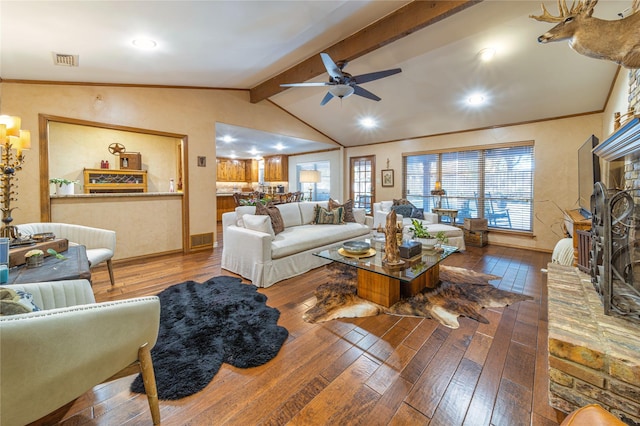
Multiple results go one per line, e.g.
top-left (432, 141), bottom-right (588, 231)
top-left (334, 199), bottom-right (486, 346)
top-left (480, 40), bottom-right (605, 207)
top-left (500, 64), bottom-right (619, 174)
top-left (299, 170), bottom-right (321, 201)
top-left (0, 115), bottom-right (31, 240)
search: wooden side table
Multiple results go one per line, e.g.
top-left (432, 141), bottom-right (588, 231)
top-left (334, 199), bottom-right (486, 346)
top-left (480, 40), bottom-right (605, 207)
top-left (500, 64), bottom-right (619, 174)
top-left (432, 208), bottom-right (459, 224)
top-left (563, 209), bottom-right (591, 268)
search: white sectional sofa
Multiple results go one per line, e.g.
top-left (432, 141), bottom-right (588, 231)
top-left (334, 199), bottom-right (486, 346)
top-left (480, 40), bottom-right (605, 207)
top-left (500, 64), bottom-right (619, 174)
top-left (372, 201), bottom-right (466, 250)
top-left (222, 201), bottom-right (372, 288)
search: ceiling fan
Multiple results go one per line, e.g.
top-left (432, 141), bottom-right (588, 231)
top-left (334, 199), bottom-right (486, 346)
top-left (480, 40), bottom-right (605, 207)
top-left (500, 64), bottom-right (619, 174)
top-left (280, 52), bottom-right (402, 106)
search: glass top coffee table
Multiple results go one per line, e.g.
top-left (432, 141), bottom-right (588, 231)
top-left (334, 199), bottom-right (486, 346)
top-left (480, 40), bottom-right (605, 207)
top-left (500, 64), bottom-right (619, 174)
top-left (313, 239), bottom-right (457, 307)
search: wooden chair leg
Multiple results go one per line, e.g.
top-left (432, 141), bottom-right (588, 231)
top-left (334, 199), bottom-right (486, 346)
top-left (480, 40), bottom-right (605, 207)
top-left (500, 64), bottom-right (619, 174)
top-left (107, 259), bottom-right (115, 285)
top-left (138, 343), bottom-right (161, 425)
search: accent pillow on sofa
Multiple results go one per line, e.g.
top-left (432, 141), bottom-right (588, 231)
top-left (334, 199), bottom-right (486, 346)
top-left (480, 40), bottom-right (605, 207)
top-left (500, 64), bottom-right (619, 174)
top-left (255, 202), bottom-right (285, 234)
top-left (328, 198), bottom-right (356, 222)
top-left (393, 198), bottom-right (415, 206)
top-left (410, 208), bottom-right (425, 219)
top-left (242, 214), bottom-right (275, 237)
top-left (0, 287), bottom-right (41, 316)
top-left (391, 204), bottom-right (414, 218)
top-left (313, 206), bottom-right (345, 225)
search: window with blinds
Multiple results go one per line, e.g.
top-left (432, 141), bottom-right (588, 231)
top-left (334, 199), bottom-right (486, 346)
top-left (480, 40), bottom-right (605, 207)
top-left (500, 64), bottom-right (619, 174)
top-left (403, 143), bottom-right (534, 231)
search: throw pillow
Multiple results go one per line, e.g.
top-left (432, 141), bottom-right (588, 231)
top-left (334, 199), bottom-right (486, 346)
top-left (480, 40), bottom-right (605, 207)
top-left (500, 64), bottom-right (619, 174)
top-left (313, 205), bottom-right (345, 225)
top-left (393, 198), bottom-right (415, 207)
top-left (255, 202), bottom-right (285, 234)
top-left (409, 208), bottom-right (425, 219)
top-left (328, 198), bottom-right (356, 222)
top-left (391, 204), bottom-right (414, 218)
top-left (243, 214), bottom-right (275, 238)
top-left (0, 287), bottom-right (41, 316)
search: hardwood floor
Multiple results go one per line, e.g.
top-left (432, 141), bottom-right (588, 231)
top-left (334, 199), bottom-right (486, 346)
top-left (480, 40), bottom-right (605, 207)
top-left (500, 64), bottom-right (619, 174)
top-left (33, 231), bottom-right (563, 426)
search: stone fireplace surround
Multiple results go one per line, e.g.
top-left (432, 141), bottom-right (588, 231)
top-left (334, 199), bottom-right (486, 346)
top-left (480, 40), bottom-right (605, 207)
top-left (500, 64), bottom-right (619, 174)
top-left (546, 113), bottom-right (640, 424)
top-left (547, 263), bottom-right (640, 424)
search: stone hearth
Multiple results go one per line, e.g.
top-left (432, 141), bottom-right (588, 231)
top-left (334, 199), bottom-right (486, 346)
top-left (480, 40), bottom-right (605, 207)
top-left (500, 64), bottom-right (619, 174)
top-left (547, 263), bottom-right (640, 424)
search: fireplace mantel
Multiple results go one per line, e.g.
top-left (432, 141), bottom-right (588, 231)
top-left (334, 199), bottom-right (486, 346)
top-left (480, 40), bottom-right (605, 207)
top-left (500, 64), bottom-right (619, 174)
top-left (594, 116), bottom-right (640, 161)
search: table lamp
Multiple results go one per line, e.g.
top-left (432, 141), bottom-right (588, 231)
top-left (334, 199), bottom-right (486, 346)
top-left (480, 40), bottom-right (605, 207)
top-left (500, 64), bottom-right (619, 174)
top-left (300, 170), bottom-right (321, 201)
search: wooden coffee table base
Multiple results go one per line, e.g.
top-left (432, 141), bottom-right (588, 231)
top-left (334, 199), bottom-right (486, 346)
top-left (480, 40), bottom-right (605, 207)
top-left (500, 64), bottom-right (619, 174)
top-left (357, 263), bottom-right (440, 308)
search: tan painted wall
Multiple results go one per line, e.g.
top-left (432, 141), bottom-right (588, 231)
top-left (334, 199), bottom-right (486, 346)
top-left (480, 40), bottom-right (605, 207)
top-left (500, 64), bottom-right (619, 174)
top-left (0, 82), bottom-right (338, 255)
top-left (49, 121), bottom-right (179, 193)
top-left (345, 114), bottom-right (605, 252)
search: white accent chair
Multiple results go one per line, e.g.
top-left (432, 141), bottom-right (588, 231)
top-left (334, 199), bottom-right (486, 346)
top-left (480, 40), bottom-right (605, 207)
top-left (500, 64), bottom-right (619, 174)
top-left (0, 279), bottom-right (161, 426)
top-left (16, 223), bottom-right (117, 285)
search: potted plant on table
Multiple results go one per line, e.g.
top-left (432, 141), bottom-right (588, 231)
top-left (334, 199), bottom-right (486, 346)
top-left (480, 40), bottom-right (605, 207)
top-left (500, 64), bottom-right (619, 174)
top-left (409, 219), bottom-right (449, 249)
top-left (49, 178), bottom-right (78, 196)
top-left (24, 249), bottom-right (44, 268)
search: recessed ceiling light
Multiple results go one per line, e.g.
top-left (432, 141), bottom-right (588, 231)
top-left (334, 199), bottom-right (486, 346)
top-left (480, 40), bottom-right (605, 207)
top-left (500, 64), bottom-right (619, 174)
top-left (132, 38), bottom-right (157, 49)
top-left (478, 48), bottom-right (496, 62)
top-left (359, 117), bottom-right (377, 128)
top-left (221, 135), bottom-right (234, 143)
top-left (467, 94), bottom-right (486, 105)
top-left (275, 143), bottom-right (285, 151)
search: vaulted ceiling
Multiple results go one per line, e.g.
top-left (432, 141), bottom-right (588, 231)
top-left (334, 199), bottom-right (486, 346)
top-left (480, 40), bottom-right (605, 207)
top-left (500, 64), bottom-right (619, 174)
top-left (0, 1), bottom-right (624, 158)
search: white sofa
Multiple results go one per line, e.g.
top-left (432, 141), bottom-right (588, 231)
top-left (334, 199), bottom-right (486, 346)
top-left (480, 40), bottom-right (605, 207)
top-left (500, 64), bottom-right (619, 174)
top-left (222, 201), bottom-right (372, 287)
top-left (372, 201), bottom-right (466, 250)
top-left (16, 223), bottom-right (117, 285)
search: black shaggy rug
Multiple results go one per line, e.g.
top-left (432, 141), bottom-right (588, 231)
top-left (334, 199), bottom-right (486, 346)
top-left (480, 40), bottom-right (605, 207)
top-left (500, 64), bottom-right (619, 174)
top-left (131, 276), bottom-right (288, 400)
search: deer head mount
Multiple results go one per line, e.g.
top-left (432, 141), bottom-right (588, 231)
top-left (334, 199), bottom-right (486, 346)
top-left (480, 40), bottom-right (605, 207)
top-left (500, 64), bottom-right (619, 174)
top-left (530, 0), bottom-right (640, 68)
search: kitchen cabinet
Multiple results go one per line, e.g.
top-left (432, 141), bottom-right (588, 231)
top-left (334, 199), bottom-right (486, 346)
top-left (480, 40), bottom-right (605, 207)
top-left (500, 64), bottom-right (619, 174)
top-left (217, 158), bottom-right (250, 182)
top-left (264, 155), bottom-right (288, 182)
top-left (216, 195), bottom-right (238, 221)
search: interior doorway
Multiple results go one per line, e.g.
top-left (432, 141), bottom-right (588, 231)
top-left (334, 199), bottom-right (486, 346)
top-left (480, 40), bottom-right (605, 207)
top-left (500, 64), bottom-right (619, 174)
top-left (349, 156), bottom-right (375, 214)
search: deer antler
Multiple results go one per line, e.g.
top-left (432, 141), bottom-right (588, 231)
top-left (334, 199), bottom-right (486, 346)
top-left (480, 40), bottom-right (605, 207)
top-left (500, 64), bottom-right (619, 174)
top-left (530, 0), bottom-right (598, 22)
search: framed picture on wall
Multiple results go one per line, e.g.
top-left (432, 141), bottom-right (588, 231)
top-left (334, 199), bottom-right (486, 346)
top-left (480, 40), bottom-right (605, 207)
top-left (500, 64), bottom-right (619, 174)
top-left (381, 169), bottom-right (394, 187)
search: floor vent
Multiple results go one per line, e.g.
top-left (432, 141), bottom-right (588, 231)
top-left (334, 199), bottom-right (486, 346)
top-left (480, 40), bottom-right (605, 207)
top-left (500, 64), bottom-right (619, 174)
top-left (52, 52), bottom-right (79, 67)
top-left (191, 233), bottom-right (214, 249)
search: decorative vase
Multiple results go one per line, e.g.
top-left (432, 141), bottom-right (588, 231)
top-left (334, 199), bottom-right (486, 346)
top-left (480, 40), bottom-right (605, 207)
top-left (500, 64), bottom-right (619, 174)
top-left (56, 183), bottom-right (74, 195)
top-left (26, 255), bottom-right (44, 268)
top-left (416, 237), bottom-right (437, 249)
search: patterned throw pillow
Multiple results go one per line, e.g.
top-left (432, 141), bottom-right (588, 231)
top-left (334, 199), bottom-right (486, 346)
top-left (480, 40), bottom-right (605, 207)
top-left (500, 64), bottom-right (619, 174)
top-left (0, 287), bottom-right (41, 316)
top-left (391, 204), bottom-right (414, 218)
top-left (393, 198), bottom-right (415, 207)
top-left (313, 205), bottom-right (345, 224)
top-left (255, 202), bottom-right (285, 234)
top-left (328, 198), bottom-right (356, 222)
top-left (409, 208), bottom-right (425, 219)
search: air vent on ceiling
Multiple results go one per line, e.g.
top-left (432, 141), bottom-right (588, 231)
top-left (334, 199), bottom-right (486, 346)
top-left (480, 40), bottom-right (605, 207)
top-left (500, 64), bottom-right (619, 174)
top-left (52, 52), bottom-right (79, 67)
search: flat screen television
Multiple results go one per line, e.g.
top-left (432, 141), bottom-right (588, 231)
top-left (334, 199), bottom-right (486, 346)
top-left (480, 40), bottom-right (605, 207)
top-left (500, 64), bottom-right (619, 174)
top-left (577, 135), bottom-right (600, 218)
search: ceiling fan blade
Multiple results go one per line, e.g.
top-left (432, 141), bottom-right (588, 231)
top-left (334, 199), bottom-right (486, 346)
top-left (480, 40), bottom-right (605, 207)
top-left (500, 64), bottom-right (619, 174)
top-left (320, 91), bottom-right (334, 106)
top-left (353, 68), bottom-right (402, 85)
top-left (320, 52), bottom-right (344, 80)
top-left (280, 82), bottom-right (331, 87)
top-left (353, 85), bottom-right (381, 102)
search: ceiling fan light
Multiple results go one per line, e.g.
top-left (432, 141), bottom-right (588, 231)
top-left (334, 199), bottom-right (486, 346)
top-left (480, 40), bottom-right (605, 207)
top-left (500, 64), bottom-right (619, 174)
top-left (329, 85), bottom-right (355, 99)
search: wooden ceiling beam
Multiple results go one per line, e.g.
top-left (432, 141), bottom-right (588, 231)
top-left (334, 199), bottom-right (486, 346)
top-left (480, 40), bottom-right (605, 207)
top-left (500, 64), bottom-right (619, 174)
top-left (250, 0), bottom-right (481, 103)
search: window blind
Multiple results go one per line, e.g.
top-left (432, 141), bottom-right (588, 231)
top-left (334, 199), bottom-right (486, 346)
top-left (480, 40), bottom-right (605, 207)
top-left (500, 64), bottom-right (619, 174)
top-left (402, 143), bottom-right (534, 231)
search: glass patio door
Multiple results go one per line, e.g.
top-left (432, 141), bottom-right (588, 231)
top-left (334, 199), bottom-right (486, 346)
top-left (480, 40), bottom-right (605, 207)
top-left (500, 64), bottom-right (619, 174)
top-left (350, 156), bottom-right (375, 214)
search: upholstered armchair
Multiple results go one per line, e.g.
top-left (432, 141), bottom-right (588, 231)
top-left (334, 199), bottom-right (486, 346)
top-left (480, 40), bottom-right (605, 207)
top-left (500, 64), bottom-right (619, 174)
top-left (0, 279), bottom-right (160, 426)
top-left (16, 222), bottom-right (117, 285)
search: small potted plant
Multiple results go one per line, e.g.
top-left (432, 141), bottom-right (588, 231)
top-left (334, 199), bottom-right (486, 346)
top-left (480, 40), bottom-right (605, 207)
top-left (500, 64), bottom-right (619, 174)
top-left (409, 219), bottom-right (449, 248)
top-left (49, 178), bottom-right (78, 195)
top-left (24, 249), bottom-right (44, 268)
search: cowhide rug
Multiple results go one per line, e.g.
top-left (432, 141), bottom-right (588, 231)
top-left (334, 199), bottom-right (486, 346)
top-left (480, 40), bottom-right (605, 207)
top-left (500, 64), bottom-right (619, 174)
top-left (303, 263), bottom-right (532, 329)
